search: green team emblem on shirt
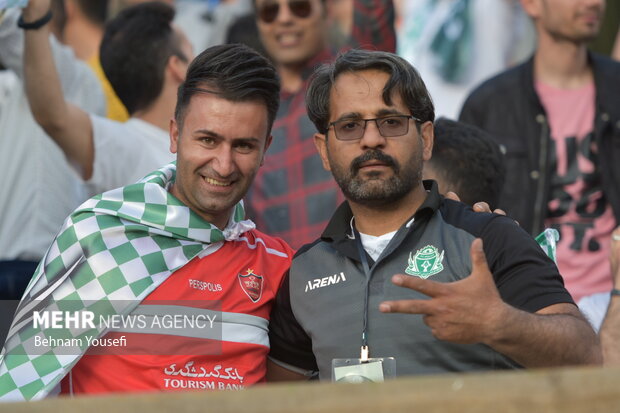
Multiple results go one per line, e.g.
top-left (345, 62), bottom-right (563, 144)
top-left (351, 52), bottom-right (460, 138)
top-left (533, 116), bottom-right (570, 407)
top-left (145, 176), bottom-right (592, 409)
top-left (405, 245), bottom-right (445, 278)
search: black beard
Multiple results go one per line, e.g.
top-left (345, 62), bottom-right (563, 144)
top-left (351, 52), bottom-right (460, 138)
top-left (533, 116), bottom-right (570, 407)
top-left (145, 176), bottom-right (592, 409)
top-left (330, 149), bottom-right (422, 207)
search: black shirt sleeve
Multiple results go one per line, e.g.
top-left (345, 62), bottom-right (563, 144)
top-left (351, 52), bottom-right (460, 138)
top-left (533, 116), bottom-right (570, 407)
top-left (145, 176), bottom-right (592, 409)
top-left (268, 272), bottom-right (318, 371)
top-left (481, 215), bottom-right (575, 313)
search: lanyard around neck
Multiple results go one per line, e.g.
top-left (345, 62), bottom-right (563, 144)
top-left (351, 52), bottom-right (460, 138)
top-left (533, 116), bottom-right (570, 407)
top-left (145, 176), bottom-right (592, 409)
top-left (354, 230), bottom-right (372, 362)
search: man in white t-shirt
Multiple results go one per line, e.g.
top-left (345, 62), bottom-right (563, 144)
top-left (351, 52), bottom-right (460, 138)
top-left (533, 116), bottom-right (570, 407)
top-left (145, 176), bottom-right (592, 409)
top-left (23, 0), bottom-right (193, 194)
top-left (0, 8), bottom-right (104, 312)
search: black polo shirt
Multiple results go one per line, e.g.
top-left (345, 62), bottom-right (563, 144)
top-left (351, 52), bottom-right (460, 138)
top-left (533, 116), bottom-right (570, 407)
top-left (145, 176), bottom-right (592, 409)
top-left (269, 181), bottom-right (574, 379)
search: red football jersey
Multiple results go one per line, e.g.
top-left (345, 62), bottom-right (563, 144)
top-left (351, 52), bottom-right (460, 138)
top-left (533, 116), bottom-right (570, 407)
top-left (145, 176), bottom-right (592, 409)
top-left (61, 230), bottom-right (293, 394)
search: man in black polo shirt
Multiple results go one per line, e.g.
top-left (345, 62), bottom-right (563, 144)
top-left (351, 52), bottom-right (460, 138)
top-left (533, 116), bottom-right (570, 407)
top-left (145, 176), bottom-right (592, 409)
top-left (267, 49), bottom-right (601, 381)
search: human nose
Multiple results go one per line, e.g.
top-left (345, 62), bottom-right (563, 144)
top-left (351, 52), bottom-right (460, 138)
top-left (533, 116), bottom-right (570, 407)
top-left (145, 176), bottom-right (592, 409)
top-left (359, 119), bottom-right (386, 149)
top-left (212, 146), bottom-right (235, 177)
top-left (274, 1), bottom-right (294, 23)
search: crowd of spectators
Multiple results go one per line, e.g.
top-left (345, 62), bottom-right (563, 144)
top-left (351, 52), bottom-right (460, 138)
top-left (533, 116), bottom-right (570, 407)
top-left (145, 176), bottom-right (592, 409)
top-left (0, 0), bottom-right (619, 402)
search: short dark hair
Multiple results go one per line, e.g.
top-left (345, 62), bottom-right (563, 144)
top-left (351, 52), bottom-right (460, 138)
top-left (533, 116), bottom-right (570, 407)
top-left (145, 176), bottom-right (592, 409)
top-left (75, 0), bottom-right (108, 27)
top-left (175, 43), bottom-right (280, 133)
top-left (306, 49), bottom-right (435, 134)
top-left (428, 118), bottom-right (506, 208)
top-left (100, 2), bottom-right (184, 115)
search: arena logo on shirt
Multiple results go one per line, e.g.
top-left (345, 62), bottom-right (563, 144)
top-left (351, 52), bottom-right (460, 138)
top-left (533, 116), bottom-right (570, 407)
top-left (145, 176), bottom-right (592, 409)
top-left (304, 272), bottom-right (347, 292)
top-left (405, 245), bottom-right (444, 279)
top-left (238, 268), bottom-right (263, 303)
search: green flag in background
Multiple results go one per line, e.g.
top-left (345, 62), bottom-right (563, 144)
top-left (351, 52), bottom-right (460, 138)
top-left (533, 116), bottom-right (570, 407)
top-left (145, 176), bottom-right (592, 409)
top-left (429, 0), bottom-right (472, 84)
top-left (535, 228), bottom-right (560, 263)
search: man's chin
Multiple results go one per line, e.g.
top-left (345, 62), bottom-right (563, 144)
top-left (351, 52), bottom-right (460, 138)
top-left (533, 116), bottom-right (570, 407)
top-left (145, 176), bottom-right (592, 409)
top-left (273, 51), bottom-right (315, 68)
top-left (343, 177), bottom-right (419, 207)
top-left (347, 195), bottom-right (397, 208)
top-left (344, 186), bottom-right (398, 206)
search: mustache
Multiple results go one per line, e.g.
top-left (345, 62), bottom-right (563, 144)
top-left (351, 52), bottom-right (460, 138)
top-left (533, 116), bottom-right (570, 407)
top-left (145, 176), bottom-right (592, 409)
top-left (351, 150), bottom-right (398, 174)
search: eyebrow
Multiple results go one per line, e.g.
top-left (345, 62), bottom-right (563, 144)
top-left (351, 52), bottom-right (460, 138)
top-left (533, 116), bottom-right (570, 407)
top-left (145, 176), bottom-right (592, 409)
top-left (335, 112), bottom-right (362, 122)
top-left (376, 108), bottom-right (407, 117)
top-left (193, 129), bottom-right (223, 139)
top-left (192, 129), bottom-right (262, 143)
top-left (334, 108), bottom-right (407, 122)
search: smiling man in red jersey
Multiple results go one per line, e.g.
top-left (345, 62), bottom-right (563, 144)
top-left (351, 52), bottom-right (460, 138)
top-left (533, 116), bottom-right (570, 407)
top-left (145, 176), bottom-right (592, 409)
top-left (0, 43), bottom-right (293, 401)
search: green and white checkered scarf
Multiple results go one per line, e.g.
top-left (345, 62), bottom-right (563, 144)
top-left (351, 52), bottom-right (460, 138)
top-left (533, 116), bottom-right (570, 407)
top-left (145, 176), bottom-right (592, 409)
top-left (0, 162), bottom-right (255, 401)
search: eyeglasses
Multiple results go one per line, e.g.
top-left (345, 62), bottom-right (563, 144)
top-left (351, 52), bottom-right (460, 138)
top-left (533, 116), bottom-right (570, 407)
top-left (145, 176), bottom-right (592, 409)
top-left (258, 0), bottom-right (313, 23)
top-left (328, 115), bottom-right (420, 141)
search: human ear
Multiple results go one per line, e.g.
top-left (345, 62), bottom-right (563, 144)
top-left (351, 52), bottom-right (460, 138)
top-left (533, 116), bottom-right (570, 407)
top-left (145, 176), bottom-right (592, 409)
top-left (170, 117), bottom-right (180, 154)
top-left (420, 121), bottom-right (434, 161)
top-left (313, 133), bottom-right (331, 171)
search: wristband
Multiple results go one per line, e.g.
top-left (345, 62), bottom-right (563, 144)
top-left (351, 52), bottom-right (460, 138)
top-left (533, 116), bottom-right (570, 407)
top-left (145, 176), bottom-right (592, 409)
top-left (17, 9), bottom-right (53, 30)
top-left (611, 289), bottom-right (620, 296)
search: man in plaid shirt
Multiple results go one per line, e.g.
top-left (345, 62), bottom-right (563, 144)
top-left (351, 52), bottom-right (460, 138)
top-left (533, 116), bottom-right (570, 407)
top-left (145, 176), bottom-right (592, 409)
top-left (247, 0), bottom-right (396, 249)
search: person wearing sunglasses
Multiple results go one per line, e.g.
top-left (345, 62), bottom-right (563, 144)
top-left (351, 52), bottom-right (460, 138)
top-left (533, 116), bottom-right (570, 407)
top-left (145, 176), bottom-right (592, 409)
top-left (246, 0), bottom-right (395, 250)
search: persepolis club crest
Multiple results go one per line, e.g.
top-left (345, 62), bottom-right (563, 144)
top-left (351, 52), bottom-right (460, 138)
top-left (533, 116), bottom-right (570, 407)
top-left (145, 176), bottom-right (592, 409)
top-left (238, 269), bottom-right (263, 303)
top-left (405, 245), bottom-right (444, 279)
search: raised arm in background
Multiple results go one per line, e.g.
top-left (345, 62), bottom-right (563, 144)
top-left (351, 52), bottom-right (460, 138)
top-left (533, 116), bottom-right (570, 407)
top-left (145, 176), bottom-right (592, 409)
top-left (22, 0), bottom-right (96, 179)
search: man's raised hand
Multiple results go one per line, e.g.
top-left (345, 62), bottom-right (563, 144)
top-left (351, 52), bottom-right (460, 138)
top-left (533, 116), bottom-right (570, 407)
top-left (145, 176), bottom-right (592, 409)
top-left (379, 239), bottom-right (509, 345)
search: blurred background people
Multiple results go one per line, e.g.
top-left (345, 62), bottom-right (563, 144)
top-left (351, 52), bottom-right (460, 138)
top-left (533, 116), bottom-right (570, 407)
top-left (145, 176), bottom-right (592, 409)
top-left (23, 1), bottom-right (192, 195)
top-left (111, 0), bottom-right (251, 55)
top-left (459, 0), bottom-right (620, 303)
top-left (424, 117), bottom-right (505, 209)
top-left (54, 0), bottom-right (129, 121)
top-left (0, 6), bottom-right (104, 332)
top-left (396, 0), bottom-right (535, 119)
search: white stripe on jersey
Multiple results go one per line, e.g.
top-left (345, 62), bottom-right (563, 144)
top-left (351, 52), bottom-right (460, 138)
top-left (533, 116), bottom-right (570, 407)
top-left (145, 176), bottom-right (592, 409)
top-left (110, 306), bottom-right (269, 347)
top-left (237, 236), bottom-right (289, 258)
